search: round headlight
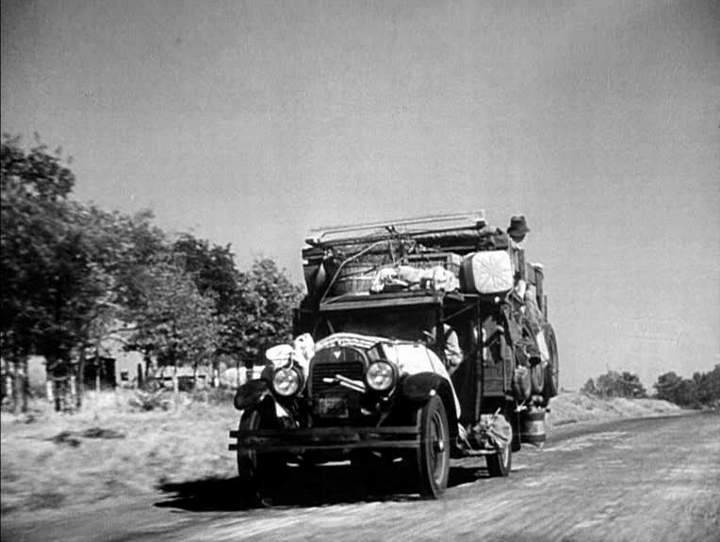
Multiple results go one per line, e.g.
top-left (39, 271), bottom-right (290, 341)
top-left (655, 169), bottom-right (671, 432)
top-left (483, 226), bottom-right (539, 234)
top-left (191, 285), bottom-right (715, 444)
top-left (272, 368), bottom-right (300, 397)
top-left (366, 361), bottom-right (395, 392)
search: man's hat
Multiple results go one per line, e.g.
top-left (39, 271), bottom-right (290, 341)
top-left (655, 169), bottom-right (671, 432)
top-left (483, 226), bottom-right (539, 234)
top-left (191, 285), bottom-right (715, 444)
top-left (507, 215), bottom-right (530, 237)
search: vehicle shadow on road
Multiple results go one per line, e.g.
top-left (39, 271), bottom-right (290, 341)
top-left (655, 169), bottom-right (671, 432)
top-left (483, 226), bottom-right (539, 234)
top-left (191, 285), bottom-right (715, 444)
top-left (155, 463), bottom-right (488, 512)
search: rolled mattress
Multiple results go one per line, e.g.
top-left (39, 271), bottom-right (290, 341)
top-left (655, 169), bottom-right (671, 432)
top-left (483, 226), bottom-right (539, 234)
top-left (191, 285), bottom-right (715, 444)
top-left (460, 250), bottom-right (514, 294)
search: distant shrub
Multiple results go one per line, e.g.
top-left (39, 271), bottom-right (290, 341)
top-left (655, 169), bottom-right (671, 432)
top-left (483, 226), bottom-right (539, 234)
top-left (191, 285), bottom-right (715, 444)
top-left (581, 371), bottom-right (647, 399)
top-left (654, 365), bottom-right (720, 408)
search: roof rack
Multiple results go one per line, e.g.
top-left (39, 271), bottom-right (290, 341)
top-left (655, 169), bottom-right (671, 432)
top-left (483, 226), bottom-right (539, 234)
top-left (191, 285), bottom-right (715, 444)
top-left (306, 211), bottom-right (486, 246)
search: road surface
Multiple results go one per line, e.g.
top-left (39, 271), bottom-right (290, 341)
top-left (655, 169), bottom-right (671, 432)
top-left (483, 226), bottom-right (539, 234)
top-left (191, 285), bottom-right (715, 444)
top-left (4, 413), bottom-right (719, 542)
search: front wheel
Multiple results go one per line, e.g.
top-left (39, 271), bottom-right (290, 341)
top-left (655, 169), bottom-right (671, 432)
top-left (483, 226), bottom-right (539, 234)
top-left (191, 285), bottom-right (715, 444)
top-left (412, 395), bottom-right (451, 498)
top-left (236, 408), bottom-right (283, 505)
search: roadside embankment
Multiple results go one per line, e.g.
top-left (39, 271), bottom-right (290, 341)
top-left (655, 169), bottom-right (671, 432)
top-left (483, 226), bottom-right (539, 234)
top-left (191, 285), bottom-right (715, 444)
top-left (547, 391), bottom-right (682, 428)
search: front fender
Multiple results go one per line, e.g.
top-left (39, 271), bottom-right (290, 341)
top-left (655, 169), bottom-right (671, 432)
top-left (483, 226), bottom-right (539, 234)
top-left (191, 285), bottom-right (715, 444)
top-left (233, 379), bottom-right (270, 410)
top-left (400, 372), bottom-right (459, 436)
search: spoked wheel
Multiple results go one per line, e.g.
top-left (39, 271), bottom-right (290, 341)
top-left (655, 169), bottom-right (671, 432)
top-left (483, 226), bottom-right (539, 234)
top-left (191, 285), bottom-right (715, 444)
top-left (543, 324), bottom-right (559, 399)
top-left (236, 409), bottom-right (283, 506)
top-left (412, 395), bottom-right (451, 499)
top-left (486, 414), bottom-right (512, 477)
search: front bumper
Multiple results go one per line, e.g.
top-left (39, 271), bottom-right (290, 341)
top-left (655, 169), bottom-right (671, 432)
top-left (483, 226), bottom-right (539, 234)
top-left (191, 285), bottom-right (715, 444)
top-left (229, 425), bottom-right (420, 454)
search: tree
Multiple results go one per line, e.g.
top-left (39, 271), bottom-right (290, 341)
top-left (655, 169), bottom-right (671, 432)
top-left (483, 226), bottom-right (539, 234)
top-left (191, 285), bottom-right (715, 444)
top-left (1, 136), bottom-right (168, 410)
top-left (230, 258), bottom-right (303, 364)
top-left (692, 365), bottom-right (720, 407)
top-left (654, 371), bottom-right (697, 406)
top-left (63, 205), bottom-right (167, 404)
top-left (0, 135), bottom-right (74, 202)
top-left (171, 234), bottom-right (241, 360)
top-left (172, 234), bottom-right (239, 312)
top-left (130, 260), bottom-right (222, 389)
top-left (1, 136), bottom-right (304, 409)
top-left (583, 370), bottom-right (646, 398)
top-left (1, 137), bottom-right (98, 411)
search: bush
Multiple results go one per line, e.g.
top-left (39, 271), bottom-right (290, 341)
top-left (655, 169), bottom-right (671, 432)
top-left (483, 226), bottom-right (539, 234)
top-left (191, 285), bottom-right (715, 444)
top-left (654, 365), bottom-right (720, 408)
top-left (582, 371), bottom-right (646, 398)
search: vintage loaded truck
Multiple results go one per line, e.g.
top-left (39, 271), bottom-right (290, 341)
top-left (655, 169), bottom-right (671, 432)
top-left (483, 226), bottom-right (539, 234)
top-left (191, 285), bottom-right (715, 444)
top-left (229, 211), bottom-right (559, 502)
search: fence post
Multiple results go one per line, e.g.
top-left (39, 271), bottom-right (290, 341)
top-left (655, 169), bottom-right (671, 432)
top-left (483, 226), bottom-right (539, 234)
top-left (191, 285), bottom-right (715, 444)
top-left (69, 373), bottom-right (77, 410)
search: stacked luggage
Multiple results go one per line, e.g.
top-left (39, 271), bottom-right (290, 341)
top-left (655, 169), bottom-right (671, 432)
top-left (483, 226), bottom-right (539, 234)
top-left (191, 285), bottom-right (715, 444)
top-left (302, 216), bottom-right (523, 300)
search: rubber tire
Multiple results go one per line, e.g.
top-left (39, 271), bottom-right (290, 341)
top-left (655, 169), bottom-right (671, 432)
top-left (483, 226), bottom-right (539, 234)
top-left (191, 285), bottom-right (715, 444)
top-left (486, 414), bottom-right (513, 477)
top-left (412, 395), bottom-right (451, 499)
top-left (236, 410), bottom-right (282, 506)
top-left (543, 324), bottom-right (559, 399)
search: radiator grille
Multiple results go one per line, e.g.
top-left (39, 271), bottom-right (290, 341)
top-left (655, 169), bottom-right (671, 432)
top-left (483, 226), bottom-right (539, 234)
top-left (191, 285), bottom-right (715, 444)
top-left (310, 361), bottom-right (365, 395)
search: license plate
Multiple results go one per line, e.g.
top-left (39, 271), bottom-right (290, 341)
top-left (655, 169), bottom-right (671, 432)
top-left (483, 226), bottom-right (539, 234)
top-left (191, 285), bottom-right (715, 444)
top-left (317, 396), bottom-right (348, 418)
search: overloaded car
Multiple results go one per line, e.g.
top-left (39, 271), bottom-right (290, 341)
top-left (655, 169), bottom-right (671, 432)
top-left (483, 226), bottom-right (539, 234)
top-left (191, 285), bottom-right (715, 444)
top-left (229, 211), bottom-right (558, 502)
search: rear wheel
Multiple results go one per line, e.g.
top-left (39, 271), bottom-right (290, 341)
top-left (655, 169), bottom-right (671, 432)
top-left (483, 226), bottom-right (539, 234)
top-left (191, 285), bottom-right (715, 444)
top-left (412, 395), bottom-right (451, 498)
top-left (508, 408), bottom-right (522, 452)
top-left (543, 324), bottom-right (559, 399)
top-left (486, 414), bottom-right (512, 477)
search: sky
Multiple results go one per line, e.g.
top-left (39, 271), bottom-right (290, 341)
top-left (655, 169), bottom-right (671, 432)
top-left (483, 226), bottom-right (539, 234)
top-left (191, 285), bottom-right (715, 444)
top-left (2, 0), bottom-right (719, 389)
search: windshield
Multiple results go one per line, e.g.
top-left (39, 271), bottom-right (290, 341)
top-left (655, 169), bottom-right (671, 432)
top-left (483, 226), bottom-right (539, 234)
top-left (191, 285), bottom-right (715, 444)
top-left (327, 309), bottom-right (436, 342)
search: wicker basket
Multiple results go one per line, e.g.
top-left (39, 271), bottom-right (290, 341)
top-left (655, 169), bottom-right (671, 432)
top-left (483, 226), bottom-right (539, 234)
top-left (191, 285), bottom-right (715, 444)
top-left (404, 252), bottom-right (461, 276)
top-left (329, 262), bottom-right (377, 295)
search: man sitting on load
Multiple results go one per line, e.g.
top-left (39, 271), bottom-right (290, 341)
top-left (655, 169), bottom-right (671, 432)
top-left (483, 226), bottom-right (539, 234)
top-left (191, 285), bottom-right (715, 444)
top-left (506, 216), bottom-right (550, 363)
top-left (507, 215), bottom-right (530, 298)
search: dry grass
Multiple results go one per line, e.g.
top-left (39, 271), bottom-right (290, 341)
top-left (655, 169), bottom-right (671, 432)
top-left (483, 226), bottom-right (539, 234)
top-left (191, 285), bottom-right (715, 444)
top-left (547, 391), bottom-right (682, 428)
top-left (1, 390), bottom-right (239, 516)
top-left (1, 389), bottom-right (682, 516)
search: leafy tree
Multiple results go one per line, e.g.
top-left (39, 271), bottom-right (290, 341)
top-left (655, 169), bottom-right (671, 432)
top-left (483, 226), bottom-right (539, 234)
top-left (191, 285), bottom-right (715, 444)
top-left (230, 258), bottom-right (303, 364)
top-left (692, 365), bottom-right (720, 406)
top-left (66, 205), bottom-right (168, 403)
top-left (0, 135), bottom-right (74, 202)
top-left (1, 137), bottom-right (100, 411)
top-left (129, 260), bottom-right (222, 386)
top-left (651, 368), bottom-right (720, 408)
top-left (172, 234), bottom-right (238, 312)
top-left (1, 135), bottom-right (305, 409)
top-left (171, 234), bottom-right (241, 359)
top-left (583, 370), bottom-right (646, 398)
top-left (654, 371), bottom-right (696, 406)
top-left (1, 137), bottom-right (168, 409)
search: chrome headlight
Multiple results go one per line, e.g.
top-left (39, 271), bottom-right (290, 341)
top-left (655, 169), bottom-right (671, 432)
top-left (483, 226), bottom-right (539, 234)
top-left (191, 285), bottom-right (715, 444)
top-left (272, 367), bottom-right (301, 397)
top-left (366, 361), bottom-right (395, 392)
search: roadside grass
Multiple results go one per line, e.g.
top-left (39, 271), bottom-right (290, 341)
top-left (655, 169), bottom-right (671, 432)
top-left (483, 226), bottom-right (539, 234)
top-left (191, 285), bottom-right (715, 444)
top-left (1, 390), bottom-right (682, 517)
top-left (1, 390), bottom-right (238, 516)
top-left (547, 392), bottom-right (681, 428)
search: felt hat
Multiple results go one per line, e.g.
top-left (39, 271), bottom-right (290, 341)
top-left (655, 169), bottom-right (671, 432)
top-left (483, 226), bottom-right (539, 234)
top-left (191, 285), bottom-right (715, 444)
top-left (507, 215), bottom-right (530, 237)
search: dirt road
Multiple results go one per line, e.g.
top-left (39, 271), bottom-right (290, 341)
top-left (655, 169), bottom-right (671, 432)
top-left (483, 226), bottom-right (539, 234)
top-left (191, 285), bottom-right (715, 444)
top-left (4, 413), bottom-right (719, 542)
